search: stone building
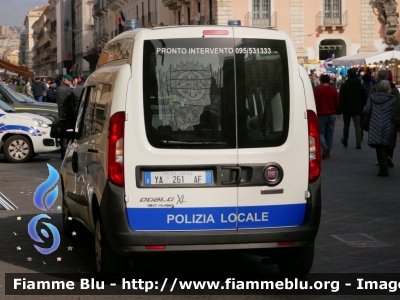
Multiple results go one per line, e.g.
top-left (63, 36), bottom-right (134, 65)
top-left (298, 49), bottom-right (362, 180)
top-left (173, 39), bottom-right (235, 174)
top-left (162, 0), bottom-right (400, 63)
top-left (86, 0), bottom-right (172, 73)
top-left (73, 0), bottom-right (94, 76)
top-left (23, 5), bottom-right (47, 71)
top-left (32, 6), bottom-right (50, 76)
top-left (0, 25), bottom-right (9, 36)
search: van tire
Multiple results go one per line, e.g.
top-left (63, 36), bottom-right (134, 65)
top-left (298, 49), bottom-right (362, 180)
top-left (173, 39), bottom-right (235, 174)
top-left (277, 243), bottom-right (314, 277)
top-left (95, 213), bottom-right (127, 274)
top-left (3, 135), bottom-right (33, 163)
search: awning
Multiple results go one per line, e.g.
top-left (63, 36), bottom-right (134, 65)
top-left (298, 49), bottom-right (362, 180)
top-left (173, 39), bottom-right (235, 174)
top-left (332, 51), bottom-right (400, 67)
top-left (0, 59), bottom-right (35, 78)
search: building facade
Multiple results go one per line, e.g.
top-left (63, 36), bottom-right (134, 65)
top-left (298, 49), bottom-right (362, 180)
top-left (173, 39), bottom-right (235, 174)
top-left (57, 0), bottom-right (74, 76)
top-left (73, 0), bottom-right (94, 76)
top-left (85, 0), bottom-right (172, 73)
top-left (0, 25), bottom-right (9, 36)
top-left (162, 0), bottom-right (400, 62)
top-left (23, 5), bottom-right (47, 71)
top-left (19, 31), bottom-right (27, 66)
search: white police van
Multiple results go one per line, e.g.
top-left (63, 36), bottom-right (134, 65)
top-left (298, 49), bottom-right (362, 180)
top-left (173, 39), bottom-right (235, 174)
top-left (0, 101), bottom-right (59, 163)
top-left (52, 23), bottom-right (321, 276)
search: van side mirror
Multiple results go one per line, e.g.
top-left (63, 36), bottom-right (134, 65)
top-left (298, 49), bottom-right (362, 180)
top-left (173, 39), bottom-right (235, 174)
top-left (50, 120), bottom-right (76, 140)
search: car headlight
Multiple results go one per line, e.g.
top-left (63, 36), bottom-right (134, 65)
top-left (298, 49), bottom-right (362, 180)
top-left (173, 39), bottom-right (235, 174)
top-left (33, 118), bottom-right (50, 128)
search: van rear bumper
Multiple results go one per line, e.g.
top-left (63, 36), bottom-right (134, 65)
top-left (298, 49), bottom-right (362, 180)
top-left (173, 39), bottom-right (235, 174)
top-left (100, 180), bottom-right (321, 256)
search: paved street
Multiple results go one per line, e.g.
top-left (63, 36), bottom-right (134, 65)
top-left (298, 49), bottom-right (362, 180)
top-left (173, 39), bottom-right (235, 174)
top-left (0, 118), bottom-right (400, 299)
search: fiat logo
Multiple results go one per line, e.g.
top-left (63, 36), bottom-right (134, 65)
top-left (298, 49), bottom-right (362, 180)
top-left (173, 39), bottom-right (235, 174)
top-left (265, 167), bottom-right (279, 182)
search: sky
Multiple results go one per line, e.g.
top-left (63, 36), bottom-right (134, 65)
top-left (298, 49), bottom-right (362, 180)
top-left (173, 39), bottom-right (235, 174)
top-left (0, 0), bottom-right (49, 27)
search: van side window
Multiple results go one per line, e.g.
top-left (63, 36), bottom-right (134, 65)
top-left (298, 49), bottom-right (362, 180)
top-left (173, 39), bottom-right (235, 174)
top-left (92, 84), bottom-right (110, 134)
top-left (97, 39), bottom-right (133, 68)
top-left (75, 86), bottom-right (94, 138)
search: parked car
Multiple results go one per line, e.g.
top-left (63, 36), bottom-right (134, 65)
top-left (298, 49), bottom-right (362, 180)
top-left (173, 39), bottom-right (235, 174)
top-left (0, 100), bottom-right (59, 163)
top-left (0, 83), bottom-right (59, 122)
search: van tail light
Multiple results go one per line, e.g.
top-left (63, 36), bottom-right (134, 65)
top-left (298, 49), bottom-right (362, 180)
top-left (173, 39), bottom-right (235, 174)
top-left (108, 112), bottom-right (125, 187)
top-left (307, 110), bottom-right (321, 183)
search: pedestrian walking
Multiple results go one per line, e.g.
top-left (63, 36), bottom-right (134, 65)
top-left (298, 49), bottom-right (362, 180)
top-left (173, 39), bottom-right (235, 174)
top-left (31, 77), bottom-right (46, 102)
top-left (363, 80), bottom-right (399, 177)
top-left (368, 70), bottom-right (399, 166)
top-left (314, 74), bottom-right (340, 159)
top-left (337, 69), bottom-right (365, 149)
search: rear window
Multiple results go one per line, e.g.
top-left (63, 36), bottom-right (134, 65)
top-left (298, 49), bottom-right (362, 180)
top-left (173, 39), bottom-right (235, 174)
top-left (142, 37), bottom-right (289, 149)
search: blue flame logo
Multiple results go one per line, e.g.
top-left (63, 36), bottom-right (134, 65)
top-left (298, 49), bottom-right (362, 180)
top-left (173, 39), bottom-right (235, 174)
top-left (28, 164), bottom-right (61, 255)
top-left (33, 164), bottom-right (59, 211)
top-left (28, 214), bottom-right (61, 254)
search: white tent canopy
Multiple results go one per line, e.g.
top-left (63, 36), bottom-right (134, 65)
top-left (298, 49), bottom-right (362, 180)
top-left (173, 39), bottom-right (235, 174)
top-left (332, 51), bottom-right (400, 67)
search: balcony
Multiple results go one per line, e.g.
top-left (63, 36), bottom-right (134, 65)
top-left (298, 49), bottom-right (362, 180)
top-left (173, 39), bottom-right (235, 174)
top-left (101, 29), bottom-right (108, 42)
top-left (244, 12), bottom-right (277, 27)
top-left (37, 29), bottom-right (45, 40)
top-left (93, 32), bottom-right (99, 43)
top-left (162, 0), bottom-right (182, 9)
top-left (93, 3), bottom-right (103, 17)
top-left (316, 11), bottom-right (347, 30)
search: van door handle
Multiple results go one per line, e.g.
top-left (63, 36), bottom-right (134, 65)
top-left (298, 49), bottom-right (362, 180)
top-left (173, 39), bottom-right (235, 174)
top-left (221, 167), bottom-right (242, 185)
top-left (87, 149), bottom-right (98, 153)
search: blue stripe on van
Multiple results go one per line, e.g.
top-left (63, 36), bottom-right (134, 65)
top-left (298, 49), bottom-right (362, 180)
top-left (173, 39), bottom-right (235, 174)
top-left (126, 204), bottom-right (306, 231)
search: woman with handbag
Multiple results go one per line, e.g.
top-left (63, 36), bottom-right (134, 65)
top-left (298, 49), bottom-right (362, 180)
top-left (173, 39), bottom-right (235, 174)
top-left (363, 80), bottom-right (398, 177)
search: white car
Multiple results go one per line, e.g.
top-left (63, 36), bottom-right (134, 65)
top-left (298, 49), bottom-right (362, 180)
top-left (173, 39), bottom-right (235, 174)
top-left (0, 100), bottom-right (59, 163)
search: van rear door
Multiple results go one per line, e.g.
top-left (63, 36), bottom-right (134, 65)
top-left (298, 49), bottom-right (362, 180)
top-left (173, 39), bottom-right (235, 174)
top-left (124, 28), bottom-right (240, 231)
top-left (233, 27), bottom-right (309, 229)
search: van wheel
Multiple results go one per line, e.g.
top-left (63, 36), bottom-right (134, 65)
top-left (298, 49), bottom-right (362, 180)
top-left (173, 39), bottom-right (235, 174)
top-left (94, 213), bottom-right (127, 274)
top-left (3, 135), bottom-right (33, 163)
top-left (62, 197), bottom-right (81, 238)
top-left (277, 243), bottom-right (314, 277)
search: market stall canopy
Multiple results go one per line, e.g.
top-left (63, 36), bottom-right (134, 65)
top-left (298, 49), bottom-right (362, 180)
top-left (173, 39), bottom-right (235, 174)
top-left (0, 59), bottom-right (34, 78)
top-left (332, 51), bottom-right (400, 67)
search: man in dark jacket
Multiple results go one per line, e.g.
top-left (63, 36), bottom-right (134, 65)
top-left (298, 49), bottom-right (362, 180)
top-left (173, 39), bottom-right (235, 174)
top-left (31, 77), bottom-right (46, 102)
top-left (337, 69), bottom-right (365, 149)
top-left (46, 86), bottom-right (56, 103)
top-left (56, 74), bottom-right (75, 159)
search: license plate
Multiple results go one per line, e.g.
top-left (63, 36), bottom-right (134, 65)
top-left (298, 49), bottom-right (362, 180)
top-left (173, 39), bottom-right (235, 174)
top-left (144, 171), bottom-right (213, 185)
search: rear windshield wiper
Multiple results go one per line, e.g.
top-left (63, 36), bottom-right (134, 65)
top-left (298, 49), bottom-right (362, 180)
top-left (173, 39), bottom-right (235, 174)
top-left (161, 140), bottom-right (227, 145)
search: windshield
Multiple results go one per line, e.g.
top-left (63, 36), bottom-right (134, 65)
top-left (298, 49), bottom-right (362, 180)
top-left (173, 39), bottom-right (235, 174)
top-left (16, 92), bottom-right (36, 103)
top-left (1, 84), bottom-right (34, 103)
top-left (0, 99), bottom-right (14, 112)
top-left (142, 37), bottom-right (289, 149)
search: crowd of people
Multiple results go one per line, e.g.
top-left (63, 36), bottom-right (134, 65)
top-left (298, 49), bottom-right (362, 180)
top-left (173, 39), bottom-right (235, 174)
top-left (0, 73), bottom-right (87, 159)
top-left (312, 68), bottom-right (400, 177)
top-left (0, 74), bottom-right (86, 103)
